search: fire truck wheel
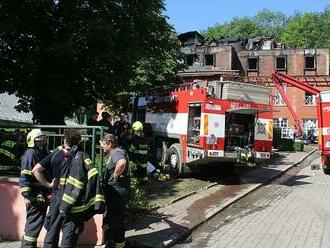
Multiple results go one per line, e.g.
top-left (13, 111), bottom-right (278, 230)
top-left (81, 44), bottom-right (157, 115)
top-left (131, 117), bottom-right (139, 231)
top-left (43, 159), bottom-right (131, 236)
top-left (168, 143), bottom-right (182, 174)
top-left (155, 140), bottom-right (168, 164)
top-left (323, 168), bottom-right (330, 175)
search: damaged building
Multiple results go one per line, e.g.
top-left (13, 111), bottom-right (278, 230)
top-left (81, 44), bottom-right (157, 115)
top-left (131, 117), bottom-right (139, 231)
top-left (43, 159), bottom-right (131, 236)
top-left (178, 31), bottom-right (330, 138)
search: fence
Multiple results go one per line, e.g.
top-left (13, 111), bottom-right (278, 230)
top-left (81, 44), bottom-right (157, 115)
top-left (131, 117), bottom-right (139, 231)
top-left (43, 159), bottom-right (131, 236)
top-left (0, 124), bottom-right (105, 176)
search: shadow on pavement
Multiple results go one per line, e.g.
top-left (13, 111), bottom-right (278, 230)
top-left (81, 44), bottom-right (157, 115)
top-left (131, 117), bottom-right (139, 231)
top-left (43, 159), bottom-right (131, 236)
top-left (126, 213), bottom-right (189, 248)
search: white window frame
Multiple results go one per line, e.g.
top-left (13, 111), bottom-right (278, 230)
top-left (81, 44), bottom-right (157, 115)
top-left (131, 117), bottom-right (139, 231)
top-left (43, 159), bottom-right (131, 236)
top-left (273, 118), bottom-right (288, 128)
top-left (274, 84), bottom-right (287, 106)
top-left (302, 119), bottom-right (318, 137)
top-left (303, 92), bottom-right (316, 106)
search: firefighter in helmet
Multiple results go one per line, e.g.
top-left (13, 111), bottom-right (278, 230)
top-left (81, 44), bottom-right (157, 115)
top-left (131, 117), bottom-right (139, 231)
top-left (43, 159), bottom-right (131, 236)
top-left (33, 129), bottom-right (94, 248)
top-left (19, 129), bottom-right (49, 248)
top-left (128, 121), bottom-right (149, 181)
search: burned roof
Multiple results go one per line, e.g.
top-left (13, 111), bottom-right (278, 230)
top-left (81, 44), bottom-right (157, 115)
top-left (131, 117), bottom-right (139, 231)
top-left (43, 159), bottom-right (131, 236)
top-left (178, 31), bottom-right (204, 44)
top-left (214, 37), bottom-right (243, 43)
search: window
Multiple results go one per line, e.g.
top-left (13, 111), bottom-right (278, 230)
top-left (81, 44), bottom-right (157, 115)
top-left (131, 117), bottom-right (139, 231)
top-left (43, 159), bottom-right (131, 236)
top-left (273, 118), bottom-right (288, 128)
top-left (305, 56), bottom-right (315, 70)
top-left (303, 92), bottom-right (316, 105)
top-left (274, 118), bottom-right (294, 139)
top-left (302, 119), bottom-right (317, 139)
top-left (205, 54), bottom-right (214, 66)
top-left (248, 57), bottom-right (258, 71)
top-left (274, 85), bottom-right (287, 106)
top-left (186, 54), bottom-right (196, 66)
top-left (302, 119), bottom-right (317, 130)
top-left (276, 56), bottom-right (286, 70)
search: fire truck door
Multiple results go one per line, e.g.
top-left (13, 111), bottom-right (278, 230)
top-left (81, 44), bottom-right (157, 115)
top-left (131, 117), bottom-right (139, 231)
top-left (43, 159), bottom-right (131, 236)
top-left (187, 103), bottom-right (202, 145)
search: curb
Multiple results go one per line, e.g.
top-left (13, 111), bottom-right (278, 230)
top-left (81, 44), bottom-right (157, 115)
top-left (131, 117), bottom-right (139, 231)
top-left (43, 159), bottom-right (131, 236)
top-left (163, 148), bottom-right (318, 247)
top-left (159, 149), bottom-right (318, 210)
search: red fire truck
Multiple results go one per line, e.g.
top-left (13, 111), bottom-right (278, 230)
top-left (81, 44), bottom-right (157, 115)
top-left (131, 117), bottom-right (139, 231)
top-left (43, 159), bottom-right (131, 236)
top-left (272, 71), bottom-right (330, 173)
top-left (133, 79), bottom-right (273, 174)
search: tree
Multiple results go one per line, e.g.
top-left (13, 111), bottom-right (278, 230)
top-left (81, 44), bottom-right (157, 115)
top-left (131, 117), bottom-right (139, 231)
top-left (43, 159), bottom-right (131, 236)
top-left (203, 17), bottom-right (260, 41)
top-left (254, 9), bottom-right (287, 39)
top-left (0, 0), bottom-right (180, 124)
top-left (203, 22), bottom-right (231, 41)
top-left (227, 17), bottom-right (260, 39)
top-left (280, 12), bottom-right (322, 48)
top-left (317, 6), bottom-right (330, 48)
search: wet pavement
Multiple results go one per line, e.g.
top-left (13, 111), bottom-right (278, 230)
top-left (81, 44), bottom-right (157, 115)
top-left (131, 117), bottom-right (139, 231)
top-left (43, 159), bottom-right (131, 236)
top-left (174, 152), bottom-right (322, 248)
top-left (125, 150), bottom-right (317, 247)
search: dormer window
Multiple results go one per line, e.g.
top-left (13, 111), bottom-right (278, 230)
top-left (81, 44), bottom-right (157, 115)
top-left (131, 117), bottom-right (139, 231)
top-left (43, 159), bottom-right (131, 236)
top-left (276, 56), bottom-right (286, 70)
top-left (205, 54), bottom-right (214, 66)
top-left (248, 57), bottom-right (258, 71)
top-left (305, 56), bottom-right (315, 70)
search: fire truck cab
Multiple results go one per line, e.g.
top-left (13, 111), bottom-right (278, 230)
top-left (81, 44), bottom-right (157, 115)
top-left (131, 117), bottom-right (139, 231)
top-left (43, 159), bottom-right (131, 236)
top-left (133, 80), bottom-right (273, 174)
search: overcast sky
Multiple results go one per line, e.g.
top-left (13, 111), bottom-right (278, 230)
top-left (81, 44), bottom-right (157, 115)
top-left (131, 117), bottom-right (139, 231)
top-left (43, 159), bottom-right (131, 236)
top-left (164, 0), bottom-right (330, 34)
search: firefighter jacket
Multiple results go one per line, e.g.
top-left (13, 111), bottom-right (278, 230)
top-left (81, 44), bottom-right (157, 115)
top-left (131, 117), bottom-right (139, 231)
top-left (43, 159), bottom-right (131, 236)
top-left (19, 147), bottom-right (48, 199)
top-left (59, 148), bottom-right (105, 221)
top-left (128, 134), bottom-right (149, 167)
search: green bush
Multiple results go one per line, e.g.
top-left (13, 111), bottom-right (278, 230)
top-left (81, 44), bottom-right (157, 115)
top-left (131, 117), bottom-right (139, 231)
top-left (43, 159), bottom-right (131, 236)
top-left (294, 141), bottom-right (304, 151)
top-left (278, 139), bottom-right (294, 151)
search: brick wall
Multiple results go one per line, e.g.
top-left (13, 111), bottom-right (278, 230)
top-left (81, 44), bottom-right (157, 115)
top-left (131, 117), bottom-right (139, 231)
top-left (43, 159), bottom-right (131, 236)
top-left (273, 85), bottom-right (330, 128)
top-left (211, 45), bottom-right (233, 70)
top-left (237, 49), bottom-right (329, 76)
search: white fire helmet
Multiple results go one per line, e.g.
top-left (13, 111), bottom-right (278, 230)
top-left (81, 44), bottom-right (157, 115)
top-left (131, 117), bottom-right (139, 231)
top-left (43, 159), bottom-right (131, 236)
top-left (27, 129), bottom-right (45, 148)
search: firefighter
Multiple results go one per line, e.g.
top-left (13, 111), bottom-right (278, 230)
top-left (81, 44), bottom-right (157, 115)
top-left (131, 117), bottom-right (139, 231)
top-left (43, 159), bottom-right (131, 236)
top-left (33, 129), bottom-right (91, 248)
top-left (114, 112), bottom-right (130, 149)
top-left (97, 111), bottom-right (114, 134)
top-left (128, 121), bottom-right (149, 181)
top-left (100, 134), bottom-right (130, 248)
top-left (19, 129), bottom-right (48, 248)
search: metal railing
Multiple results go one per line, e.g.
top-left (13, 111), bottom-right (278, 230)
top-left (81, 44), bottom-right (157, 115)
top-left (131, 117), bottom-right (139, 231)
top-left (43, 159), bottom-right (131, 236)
top-left (0, 124), bottom-right (105, 176)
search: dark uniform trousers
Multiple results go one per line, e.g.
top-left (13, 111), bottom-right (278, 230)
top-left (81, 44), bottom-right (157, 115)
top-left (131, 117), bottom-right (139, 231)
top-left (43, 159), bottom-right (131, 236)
top-left (129, 136), bottom-right (149, 178)
top-left (43, 194), bottom-right (84, 248)
top-left (21, 202), bottom-right (47, 248)
top-left (103, 182), bottom-right (130, 248)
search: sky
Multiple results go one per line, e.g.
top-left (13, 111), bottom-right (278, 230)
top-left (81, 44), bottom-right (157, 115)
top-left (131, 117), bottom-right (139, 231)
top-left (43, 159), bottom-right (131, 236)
top-left (164, 0), bottom-right (330, 34)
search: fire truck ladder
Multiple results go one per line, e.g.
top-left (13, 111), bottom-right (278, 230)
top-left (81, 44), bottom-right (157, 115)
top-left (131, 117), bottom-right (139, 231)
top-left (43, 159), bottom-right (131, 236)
top-left (271, 71), bottom-right (321, 136)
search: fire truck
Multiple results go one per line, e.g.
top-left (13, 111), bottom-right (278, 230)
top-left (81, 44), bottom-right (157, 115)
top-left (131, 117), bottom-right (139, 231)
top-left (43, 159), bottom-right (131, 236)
top-left (272, 71), bottom-right (330, 174)
top-left (132, 79), bottom-right (273, 174)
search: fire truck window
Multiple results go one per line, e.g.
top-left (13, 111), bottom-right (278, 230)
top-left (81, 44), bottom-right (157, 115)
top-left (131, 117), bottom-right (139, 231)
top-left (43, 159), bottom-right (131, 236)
top-left (187, 105), bottom-right (201, 145)
top-left (225, 113), bottom-right (255, 151)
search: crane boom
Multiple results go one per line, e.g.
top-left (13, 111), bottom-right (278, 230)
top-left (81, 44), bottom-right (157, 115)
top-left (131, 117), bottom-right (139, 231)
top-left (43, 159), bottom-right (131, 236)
top-left (272, 71), bottom-right (320, 95)
top-left (271, 71), bottom-right (321, 137)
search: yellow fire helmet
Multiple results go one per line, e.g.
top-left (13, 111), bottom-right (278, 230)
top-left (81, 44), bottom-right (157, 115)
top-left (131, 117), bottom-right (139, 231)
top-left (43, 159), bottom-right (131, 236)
top-left (27, 129), bottom-right (45, 148)
top-left (132, 121), bottom-right (143, 132)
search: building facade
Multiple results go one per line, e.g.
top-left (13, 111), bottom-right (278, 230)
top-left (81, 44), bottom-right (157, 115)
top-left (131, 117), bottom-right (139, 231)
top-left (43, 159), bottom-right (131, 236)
top-left (178, 31), bottom-right (330, 138)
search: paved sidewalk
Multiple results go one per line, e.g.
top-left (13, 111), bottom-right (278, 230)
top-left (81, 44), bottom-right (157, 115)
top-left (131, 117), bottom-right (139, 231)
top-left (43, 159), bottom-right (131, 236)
top-left (0, 150), bottom-right (317, 248)
top-left (126, 149), bottom-right (317, 248)
top-left (175, 152), bottom-right (323, 248)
